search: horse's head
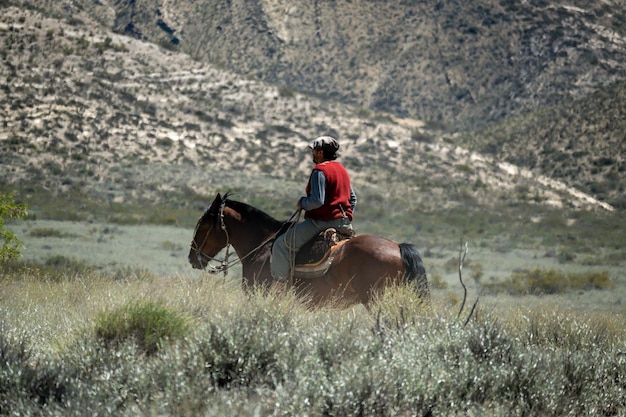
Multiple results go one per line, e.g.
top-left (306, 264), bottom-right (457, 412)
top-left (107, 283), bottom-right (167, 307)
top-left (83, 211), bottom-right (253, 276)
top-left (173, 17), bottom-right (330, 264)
top-left (188, 193), bottom-right (230, 270)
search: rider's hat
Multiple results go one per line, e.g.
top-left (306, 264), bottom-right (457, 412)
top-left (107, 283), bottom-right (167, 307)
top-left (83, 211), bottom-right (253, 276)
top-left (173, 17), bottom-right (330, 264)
top-left (308, 136), bottom-right (340, 152)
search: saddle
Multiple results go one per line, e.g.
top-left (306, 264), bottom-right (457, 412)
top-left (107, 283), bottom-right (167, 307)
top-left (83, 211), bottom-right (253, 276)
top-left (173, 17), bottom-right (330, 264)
top-left (292, 226), bottom-right (356, 279)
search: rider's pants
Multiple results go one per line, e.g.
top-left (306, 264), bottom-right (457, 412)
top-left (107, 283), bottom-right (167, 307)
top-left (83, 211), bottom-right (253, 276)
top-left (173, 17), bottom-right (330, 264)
top-left (270, 217), bottom-right (351, 282)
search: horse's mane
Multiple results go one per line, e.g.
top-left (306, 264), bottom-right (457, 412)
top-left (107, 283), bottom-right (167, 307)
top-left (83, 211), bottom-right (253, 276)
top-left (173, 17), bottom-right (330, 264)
top-left (225, 198), bottom-right (285, 230)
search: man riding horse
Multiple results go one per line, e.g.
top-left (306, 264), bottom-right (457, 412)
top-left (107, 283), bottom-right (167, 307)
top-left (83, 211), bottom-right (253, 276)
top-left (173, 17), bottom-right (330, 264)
top-left (270, 136), bottom-right (357, 282)
top-left (189, 135), bottom-right (428, 306)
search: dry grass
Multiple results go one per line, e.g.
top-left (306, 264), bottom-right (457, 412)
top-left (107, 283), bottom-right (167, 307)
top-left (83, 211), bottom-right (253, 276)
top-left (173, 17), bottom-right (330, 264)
top-left (1, 269), bottom-right (625, 415)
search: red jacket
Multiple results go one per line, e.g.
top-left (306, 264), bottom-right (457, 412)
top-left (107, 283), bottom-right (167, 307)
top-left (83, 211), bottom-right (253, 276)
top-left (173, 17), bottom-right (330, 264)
top-left (305, 161), bottom-right (354, 221)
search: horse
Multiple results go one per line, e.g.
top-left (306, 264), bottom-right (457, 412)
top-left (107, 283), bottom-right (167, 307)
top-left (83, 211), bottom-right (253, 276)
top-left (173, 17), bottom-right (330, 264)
top-left (188, 193), bottom-right (429, 307)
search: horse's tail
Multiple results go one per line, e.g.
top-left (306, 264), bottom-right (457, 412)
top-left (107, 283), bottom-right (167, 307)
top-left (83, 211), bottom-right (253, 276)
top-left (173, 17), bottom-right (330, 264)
top-left (399, 243), bottom-right (430, 300)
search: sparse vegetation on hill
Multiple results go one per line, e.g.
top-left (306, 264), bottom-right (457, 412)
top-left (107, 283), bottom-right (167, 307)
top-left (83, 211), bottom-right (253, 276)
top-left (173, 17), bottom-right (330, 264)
top-left (1, 1), bottom-right (624, 213)
top-left (458, 80), bottom-right (626, 208)
top-left (96, 0), bottom-right (626, 203)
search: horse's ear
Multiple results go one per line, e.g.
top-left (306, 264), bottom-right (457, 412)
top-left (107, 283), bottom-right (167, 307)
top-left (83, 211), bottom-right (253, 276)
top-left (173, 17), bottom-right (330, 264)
top-left (208, 193), bottom-right (222, 213)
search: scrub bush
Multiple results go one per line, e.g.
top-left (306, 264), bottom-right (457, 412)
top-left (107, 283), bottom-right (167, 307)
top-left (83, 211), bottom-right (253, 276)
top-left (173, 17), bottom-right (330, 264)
top-left (481, 268), bottom-right (615, 295)
top-left (94, 301), bottom-right (191, 355)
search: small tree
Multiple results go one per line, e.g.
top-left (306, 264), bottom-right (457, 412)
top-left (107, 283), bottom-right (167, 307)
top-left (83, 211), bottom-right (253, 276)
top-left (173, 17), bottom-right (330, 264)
top-left (0, 192), bottom-right (28, 266)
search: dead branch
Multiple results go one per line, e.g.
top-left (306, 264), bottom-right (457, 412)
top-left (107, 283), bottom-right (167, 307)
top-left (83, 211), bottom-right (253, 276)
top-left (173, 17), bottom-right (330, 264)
top-left (456, 238), bottom-right (479, 326)
top-left (463, 297), bottom-right (480, 327)
top-left (456, 239), bottom-right (469, 320)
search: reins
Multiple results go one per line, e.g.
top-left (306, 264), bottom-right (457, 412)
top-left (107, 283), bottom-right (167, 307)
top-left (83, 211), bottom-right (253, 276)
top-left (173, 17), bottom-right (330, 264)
top-left (192, 200), bottom-right (302, 277)
top-left (287, 209), bottom-right (303, 286)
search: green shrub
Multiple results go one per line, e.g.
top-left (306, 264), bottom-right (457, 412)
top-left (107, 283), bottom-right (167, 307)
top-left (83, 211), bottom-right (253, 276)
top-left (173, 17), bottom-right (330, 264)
top-left (43, 255), bottom-right (93, 279)
top-left (278, 85), bottom-right (295, 98)
top-left (0, 256), bottom-right (94, 282)
top-left (455, 163), bottom-right (475, 174)
top-left (568, 270), bottom-right (613, 290)
top-left (0, 192), bottom-right (27, 266)
top-left (354, 107), bottom-right (371, 119)
top-left (411, 129), bottom-right (435, 143)
top-left (557, 249), bottom-right (576, 263)
top-left (155, 137), bottom-right (174, 148)
top-left (2, 277), bottom-right (626, 415)
top-left (194, 315), bottom-right (295, 388)
top-left (110, 266), bottom-right (157, 282)
top-left (481, 268), bottom-right (614, 295)
top-left (94, 301), bottom-right (190, 355)
top-left (29, 227), bottom-right (76, 238)
top-left (431, 273), bottom-right (449, 289)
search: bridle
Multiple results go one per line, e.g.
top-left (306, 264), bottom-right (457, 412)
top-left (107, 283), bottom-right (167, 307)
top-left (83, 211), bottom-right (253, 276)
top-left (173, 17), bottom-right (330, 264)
top-left (190, 198), bottom-right (235, 275)
top-left (191, 198), bottom-right (294, 276)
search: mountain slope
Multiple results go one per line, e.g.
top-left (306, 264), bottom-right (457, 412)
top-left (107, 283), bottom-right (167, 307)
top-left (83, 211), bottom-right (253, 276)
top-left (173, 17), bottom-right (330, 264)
top-left (0, 4), bottom-right (615, 219)
top-left (459, 80), bottom-right (625, 208)
top-left (101, 0), bottom-right (626, 122)
top-left (85, 0), bottom-right (626, 206)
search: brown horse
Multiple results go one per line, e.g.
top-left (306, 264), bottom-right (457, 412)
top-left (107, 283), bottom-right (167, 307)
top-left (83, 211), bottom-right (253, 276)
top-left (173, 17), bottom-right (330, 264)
top-left (188, 193), bottom-right (429, 307)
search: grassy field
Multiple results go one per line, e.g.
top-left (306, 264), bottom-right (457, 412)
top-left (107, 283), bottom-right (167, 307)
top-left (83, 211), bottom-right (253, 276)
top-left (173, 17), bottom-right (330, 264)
top-left (7, 213), bottom-right (625, 313)
top-left (2, 176), bottom-right (625, 415)
top-left (2, 212), bottom-right (626, 415)
top-left (1, 266), bottom-right (625, 416)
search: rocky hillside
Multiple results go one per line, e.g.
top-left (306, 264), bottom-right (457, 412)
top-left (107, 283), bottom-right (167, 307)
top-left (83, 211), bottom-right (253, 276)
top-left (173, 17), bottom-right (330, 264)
top-left (0, 2), bottom-right (620, 218)
top-left (104, 1), bottom-right (626, 123)
top-left (18, 0), bottom-right (624, 208)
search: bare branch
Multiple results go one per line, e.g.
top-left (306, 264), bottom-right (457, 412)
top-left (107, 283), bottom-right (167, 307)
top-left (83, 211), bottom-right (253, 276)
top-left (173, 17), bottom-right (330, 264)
top-left (456, 239), bottom-right (469, 320)
top-left (455, 238), bottom-right (479, 326)
top-left (463, 297), bottom-right (480, 327)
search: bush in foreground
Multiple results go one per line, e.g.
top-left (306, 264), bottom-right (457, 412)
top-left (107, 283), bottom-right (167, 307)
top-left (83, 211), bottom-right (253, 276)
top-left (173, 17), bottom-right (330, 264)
top-left (93, 300), bottom-right (191, 355)
top-left (0, 328), bottom-right (66, 413)
top-left (1, 278), bottom-right (625, 416)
